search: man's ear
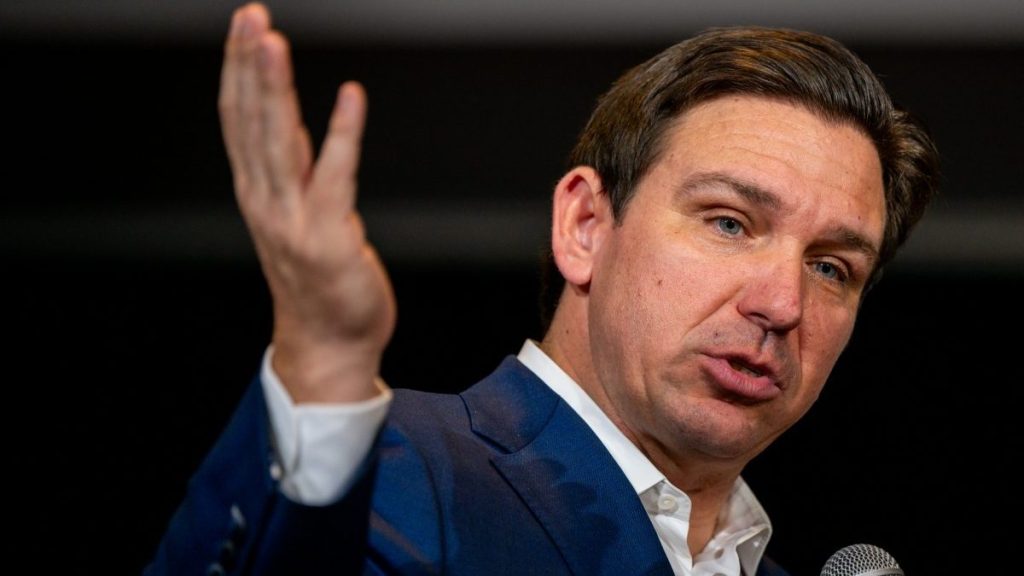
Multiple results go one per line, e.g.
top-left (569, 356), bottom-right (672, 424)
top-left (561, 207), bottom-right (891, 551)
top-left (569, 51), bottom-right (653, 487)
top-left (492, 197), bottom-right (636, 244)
top-left (550, 166), bottom-right (614, 291)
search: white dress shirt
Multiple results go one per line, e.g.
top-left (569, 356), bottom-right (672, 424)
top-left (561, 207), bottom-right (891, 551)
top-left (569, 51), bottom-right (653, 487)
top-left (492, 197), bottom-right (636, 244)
top-left (261, 340), bottom-right (772, 576)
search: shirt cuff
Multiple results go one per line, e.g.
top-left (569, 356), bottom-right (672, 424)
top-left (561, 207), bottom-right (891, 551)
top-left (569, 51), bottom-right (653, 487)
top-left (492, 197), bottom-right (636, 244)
top-left (260, 345), bottom-right (393, 505)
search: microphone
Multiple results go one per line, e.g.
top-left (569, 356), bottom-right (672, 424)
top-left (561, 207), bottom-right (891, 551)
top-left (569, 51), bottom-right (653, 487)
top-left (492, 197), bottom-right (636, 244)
top-left (820, 543), bottom-right (904, 576)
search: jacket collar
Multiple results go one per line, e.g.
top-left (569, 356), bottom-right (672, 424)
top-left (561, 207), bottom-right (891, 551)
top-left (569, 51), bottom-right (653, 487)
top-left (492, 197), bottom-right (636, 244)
top-left (461, 356), bottom-right (673, 576)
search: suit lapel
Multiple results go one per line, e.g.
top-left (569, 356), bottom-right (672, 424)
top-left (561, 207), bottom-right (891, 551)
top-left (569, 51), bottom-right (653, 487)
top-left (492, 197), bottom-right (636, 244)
top-left (461, 357), bottom-right (673, 576)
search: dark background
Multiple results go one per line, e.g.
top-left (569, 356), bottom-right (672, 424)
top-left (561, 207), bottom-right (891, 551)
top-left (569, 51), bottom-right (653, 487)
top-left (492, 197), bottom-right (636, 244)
top-left (3, 4), bottom-right (1022, 575)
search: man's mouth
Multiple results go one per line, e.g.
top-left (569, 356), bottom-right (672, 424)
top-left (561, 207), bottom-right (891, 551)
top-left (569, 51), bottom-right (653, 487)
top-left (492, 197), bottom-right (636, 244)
top-left (701, 354), bottom-right (783, 402)
top-left (728, 359), bottom-right (765, 378)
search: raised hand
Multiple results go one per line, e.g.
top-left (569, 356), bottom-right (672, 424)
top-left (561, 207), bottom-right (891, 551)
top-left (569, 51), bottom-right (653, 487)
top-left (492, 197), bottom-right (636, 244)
top-left (219, 3), bottom-right (396, 403)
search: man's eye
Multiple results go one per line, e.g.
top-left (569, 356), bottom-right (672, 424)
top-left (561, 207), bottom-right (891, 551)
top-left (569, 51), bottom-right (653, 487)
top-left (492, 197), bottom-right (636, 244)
top-left (814, 261), bottom-right (847, 283)
top-left (716, 217), bottom-right (743, 236)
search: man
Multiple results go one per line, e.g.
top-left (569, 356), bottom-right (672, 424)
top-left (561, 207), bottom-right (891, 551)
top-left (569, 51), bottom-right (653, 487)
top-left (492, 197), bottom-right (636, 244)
top-left (146, 3), bottom-right (939, 575)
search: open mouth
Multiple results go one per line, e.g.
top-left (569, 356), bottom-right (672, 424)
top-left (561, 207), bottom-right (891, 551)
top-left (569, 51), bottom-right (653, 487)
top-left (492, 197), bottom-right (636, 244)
top-left (728, 359), bottom-right (764, 378)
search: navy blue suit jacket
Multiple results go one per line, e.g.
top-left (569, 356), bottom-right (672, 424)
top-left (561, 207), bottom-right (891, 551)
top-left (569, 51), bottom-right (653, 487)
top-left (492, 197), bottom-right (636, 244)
top-left (145, 356), bottom-right (790, 575)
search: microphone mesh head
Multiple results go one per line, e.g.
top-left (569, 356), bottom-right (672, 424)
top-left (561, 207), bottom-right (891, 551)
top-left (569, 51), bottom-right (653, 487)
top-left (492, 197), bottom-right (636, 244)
top-left (820, 543), bottom-right (904, 576)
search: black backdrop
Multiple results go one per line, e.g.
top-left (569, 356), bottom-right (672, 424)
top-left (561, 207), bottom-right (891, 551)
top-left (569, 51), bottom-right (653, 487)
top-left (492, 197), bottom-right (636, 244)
top-left (4, 33), bottom-right (1022, 575)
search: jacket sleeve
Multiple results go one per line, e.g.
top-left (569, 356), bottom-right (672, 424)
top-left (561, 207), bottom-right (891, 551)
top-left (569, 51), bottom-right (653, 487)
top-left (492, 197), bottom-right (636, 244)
top-left (142, 375), bottom-right (380, 576)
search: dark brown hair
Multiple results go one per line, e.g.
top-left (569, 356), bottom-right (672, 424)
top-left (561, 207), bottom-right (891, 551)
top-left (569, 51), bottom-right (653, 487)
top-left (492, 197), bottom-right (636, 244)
top-left (541, 26), bottom-right (940, 331)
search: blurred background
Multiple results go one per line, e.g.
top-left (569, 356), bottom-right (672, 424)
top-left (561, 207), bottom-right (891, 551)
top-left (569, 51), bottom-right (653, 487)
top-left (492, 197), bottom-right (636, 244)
top-left (2, 1), bottom-right (1021, 574)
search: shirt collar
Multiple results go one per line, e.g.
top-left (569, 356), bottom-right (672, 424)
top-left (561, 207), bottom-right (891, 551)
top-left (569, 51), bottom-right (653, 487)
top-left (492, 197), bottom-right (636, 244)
top-left (721, 478), bottom-right (773, 576)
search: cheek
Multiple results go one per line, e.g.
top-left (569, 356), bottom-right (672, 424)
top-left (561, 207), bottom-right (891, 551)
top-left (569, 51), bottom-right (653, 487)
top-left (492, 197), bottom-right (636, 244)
top-left (596, 228), bottom-right (660, 314)
top-left (612, 247), bottom-right (692, 345)
top-left (627, 238), bottom-right (746, 343)
top-left (589, 233), bottom-right (683, 388)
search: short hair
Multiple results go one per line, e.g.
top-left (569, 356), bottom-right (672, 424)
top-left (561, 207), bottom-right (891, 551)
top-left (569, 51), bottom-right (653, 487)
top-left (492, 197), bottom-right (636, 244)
top-left (540, 26), bottom-right (941, 331)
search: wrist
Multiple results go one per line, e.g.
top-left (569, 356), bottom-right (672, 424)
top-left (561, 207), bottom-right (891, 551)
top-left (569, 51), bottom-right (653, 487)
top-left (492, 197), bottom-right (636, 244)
top-left (270, 337), bottom-right (384, 404)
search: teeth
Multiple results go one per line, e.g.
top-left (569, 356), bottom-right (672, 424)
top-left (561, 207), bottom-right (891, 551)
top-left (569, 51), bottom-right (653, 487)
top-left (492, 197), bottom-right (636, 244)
top-left (729, 360), bottom-right (763, 377)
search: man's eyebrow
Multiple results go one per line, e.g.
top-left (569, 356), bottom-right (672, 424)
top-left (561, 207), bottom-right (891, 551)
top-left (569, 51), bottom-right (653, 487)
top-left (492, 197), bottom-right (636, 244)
top-left (823, 227), bottom-right (881, 268)
top-left (679, 171), bottom-right (881, 265)
top-left (677, 171), bottom-right (783, 211)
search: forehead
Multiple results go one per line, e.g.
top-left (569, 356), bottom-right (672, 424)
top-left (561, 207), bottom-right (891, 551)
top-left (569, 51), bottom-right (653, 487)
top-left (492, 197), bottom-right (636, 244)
top-left (663, 95), bottom-right (881, 173)
top-left (652, 95), bottom-right (886, 237)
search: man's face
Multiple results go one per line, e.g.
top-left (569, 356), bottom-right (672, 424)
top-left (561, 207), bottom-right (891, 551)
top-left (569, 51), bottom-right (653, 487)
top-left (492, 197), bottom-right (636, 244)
top-left (587, 95), bottom-right (885, 466)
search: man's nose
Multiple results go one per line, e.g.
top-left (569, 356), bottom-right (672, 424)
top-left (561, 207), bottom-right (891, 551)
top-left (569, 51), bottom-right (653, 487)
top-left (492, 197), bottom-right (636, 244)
top-left (736, 254), bottom-right (804, 334)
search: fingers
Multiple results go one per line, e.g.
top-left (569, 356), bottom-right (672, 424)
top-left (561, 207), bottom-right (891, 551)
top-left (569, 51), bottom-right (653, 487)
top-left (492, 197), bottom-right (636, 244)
top-left (259, 32), bottom-right (313, 209)
top-left (309, 81), bottom-right (367, 219)
top-left (219, 1), bottom-right (368, 252)
top-left (219, 3), bottom-right (311, 217)
top-left (220, 4), bottom-right (269, 201)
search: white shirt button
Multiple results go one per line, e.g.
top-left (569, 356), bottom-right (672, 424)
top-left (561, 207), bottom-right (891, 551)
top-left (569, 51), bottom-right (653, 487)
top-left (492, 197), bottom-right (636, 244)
top-left (269, 462), bottom-right (283, 481)
top-left (657, 494), bottom-right (678, 513)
